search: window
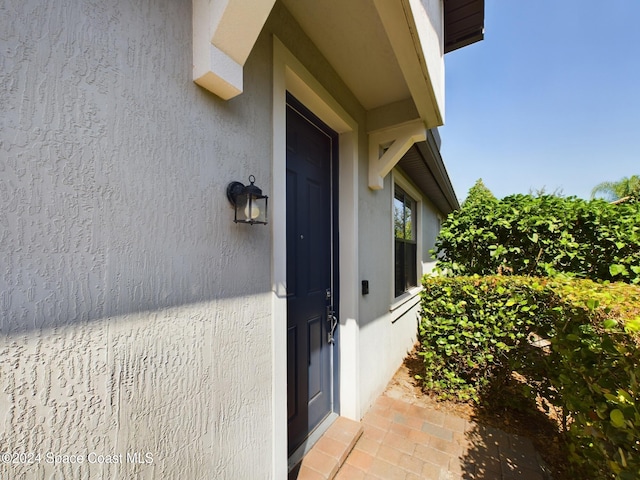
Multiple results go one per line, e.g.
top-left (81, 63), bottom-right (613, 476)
top-left (394, 186), bottom-right (417, 297)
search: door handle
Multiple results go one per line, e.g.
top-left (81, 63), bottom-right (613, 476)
top-left (326, 306), bottom-right (338, 344)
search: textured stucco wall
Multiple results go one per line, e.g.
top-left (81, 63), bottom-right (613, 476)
top-left (357, 172), bottom-right (443, 414)
top-left (1, 0), bottom-right (273, 478)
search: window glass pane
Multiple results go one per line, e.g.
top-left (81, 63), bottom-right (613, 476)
top-left (404, 196), bottom-right (414, 241)
top-left (394, 195), bottom-right (405, 239)
top-left (394, 239), bottom-right (405, 297)
top-left (394, 184), bottom-right (418, 297)
top-left (405, 242), bottom-right (417, 290)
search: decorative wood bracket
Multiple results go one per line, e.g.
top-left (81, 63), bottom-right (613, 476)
top-left (193, 0), bottom-right (276, 100)
top-left (368, 120), bottom-right (427, 190)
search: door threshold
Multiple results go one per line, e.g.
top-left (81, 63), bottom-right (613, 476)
top-left (288, 416), bottom-right (363, 480)
top-left (288, 412), bottom-right (338, 472)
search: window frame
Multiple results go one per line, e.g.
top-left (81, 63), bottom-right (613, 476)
top-left (390, 171), bottom-right (423, 310)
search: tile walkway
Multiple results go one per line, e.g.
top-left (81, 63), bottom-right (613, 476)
top-left (295, 393), bottom-right (551, 480)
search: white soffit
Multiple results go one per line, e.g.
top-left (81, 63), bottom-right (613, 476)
top-left (280, 0), bottom-right (445, 190)
top-left (282, 0), bottom-right (444, 127)
top-left (193, 0), bottom-right (276, 99)
top-left (281, 0), bottom-right (410, 111)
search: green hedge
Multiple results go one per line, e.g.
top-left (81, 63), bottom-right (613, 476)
top-left (432, 194), bottom-right (640, 283)
top-left (419, 275), bottom-right (640, 479)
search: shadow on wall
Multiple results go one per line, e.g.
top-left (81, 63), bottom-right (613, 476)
top-left (1, 219), bottom-right (272, 334)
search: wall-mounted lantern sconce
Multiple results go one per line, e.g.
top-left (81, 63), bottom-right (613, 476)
top-left (226, 175), bottom-right (268, 225)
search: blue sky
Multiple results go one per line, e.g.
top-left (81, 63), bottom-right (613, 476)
top-left (440, 0), bottom-right (640, 201)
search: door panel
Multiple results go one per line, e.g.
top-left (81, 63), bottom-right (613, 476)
top-left (286, 97), bottom-right (336, 455)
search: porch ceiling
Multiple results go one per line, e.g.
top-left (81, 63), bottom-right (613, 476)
top-left (281, 0), bottom-right (410, 111)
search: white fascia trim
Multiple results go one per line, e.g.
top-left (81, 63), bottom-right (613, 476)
top-left (373, 0), bottom-right (445, 128)
top-left (193, 0), bottom-right (276, 100)
top-left (369, 120), bottom-right (427, 190)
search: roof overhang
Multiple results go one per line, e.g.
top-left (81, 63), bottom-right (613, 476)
top-left (193, 0), bottom-right (484, 109)
top-left (282, 0), bottom-right (447, 129)
top-left (399, 131), bottom-right (460, 214)
top-left (193, 0), bottom-right (449, 128)
top-left (192, 0), bottom-right (480, 201)
top-left (444, 0), bottom-right (485, 53)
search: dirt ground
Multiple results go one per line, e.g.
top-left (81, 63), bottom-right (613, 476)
top-left (386, 346), bottom-right (572, 480)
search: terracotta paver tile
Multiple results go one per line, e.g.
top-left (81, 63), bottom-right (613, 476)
top-left (363, 411), bottom-right (393, 431)
top-left (393, 412), bottom-right (407, 424)
top-left (345, 449), bottom-right (374, 472)
top-left (477, 425), bottom-right (511, 448)
top-left (500, 450), bottom-right (543, 476)
top-left (329, 417), bottom-right (362, 440)
top-left (429, 435), bottom-right (463, 457)
top-left (408, 404), bottom-right (445, 425)
top-left (325, 429), bottom-right (356, 446)
top-left (422, 421), bottom-right (454, 442)
top-left (383, 431), bottom-right (417, 455)
top-left (335, 463), bottom-right (366, 480)
top-left (376, 395), bottom-right (395, 408)
top-left (446, 456), bottom-right (465, 477)
top-left (473, 461), bottom-right (503, 478)
top-left (361, 424), bottom-right (387, 443)
top-left (303, 390), bottom-right (548, 480)
top-left (402, 413), bottom-right (426, 431)
top-left (296, 465), bottom-right (326, 480)
top-left (314, 435), bottom-right (347, 460)
top-left (368, 460), bottom-right (407, 480)
top-left (354, 436), bottom-right (380, 456)
top-left (452, 431), bottom-right (468, 446)
top-left (414, 443), bottom-right (453, 468)
top-left (463, 445), bottom-right (502, 474)
top-left (407, 427), bottom-right (432, 445)
top-left (389, 421), bottom-right (412, 438)
top-left (386, 467), bottom-right (409, 480)
top-left (369, 403), bottom-right (394, 420)
top-left (421, 460), bottom-right (445, 478)
top-left (464, 419), bottom-right (478, 432)
top-left (398, 452), bottom-right (425, 475)
top-left (334, 416), bottom-right (362, 434)
top-left (463, 431), bottom-right (500, 458)
top-left (443, 414), bottom-right (467, 433)
top-left (300, 449), bottom-right (338, 478)
top-left (376, 444), bottom-right (403, 465)
top-left (367, 458), bottom-right (396, 478)
top-left (391, 398), bottom-right (412, 412)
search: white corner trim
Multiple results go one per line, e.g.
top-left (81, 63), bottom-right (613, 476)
top-left (193, 0), bottom-right (276, 99)
top-left (369, 120), bottom-right (426, 190)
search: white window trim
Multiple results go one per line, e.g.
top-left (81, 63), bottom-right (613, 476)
top-left (390, 170), bottom-right (424, 315)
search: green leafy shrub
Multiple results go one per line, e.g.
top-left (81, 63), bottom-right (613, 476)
top-left (419, 275), bottom-right (640, 478)
top-left (433, 187), bottom-right (640, 283)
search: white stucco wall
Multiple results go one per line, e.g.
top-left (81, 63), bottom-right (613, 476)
top-left (1, 0), bottom-right (274, 478)
top-left (357, 170), bottom-right (444, 414)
